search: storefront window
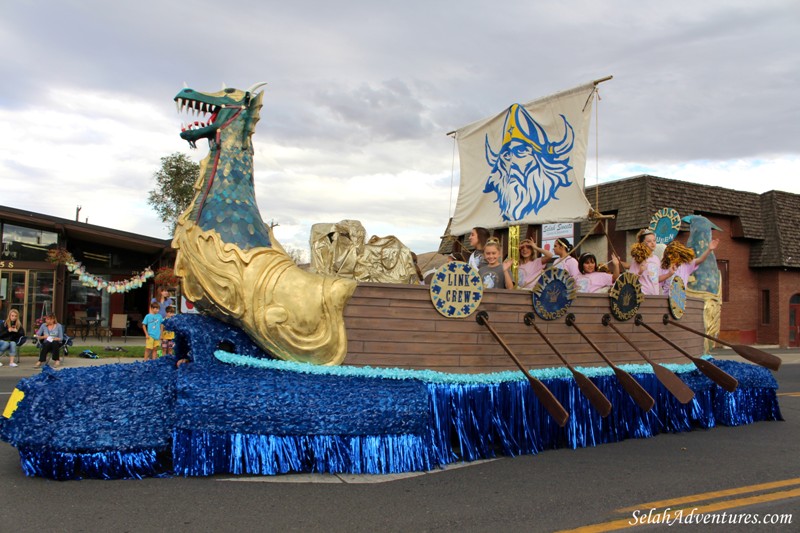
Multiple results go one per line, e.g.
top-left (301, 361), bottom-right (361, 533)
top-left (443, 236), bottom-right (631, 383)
top-left (1, 224), bottom-right (59, 262)
top-left (67, 274), bottom-right (109, 324)
top-left (0, 271), bottom-right (26, 320)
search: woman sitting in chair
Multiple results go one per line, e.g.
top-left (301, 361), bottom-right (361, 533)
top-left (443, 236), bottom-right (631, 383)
top-left (0, 309), bottom-right (25, 367)
top-left (35, 314), bottom-right (64, 368)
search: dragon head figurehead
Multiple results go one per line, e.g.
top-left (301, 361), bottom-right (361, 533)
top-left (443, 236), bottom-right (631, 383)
top-left (171, 82), bottom-right (357, 366)
top-left (174, 82), bottom-right (266, 150)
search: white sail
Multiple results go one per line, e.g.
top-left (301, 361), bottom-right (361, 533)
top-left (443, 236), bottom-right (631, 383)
top-left (450, 81), bottom-right (597, 236)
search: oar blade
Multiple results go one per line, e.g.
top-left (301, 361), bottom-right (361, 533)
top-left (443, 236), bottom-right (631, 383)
top-left (692, 358), bottom-right (739, 392)
top-left (611, 366), bottom-right (655, 412)
top-left (571, 369), bottom-right (613, 417)
top-left (732, 345), bottom-right (782, 371)
top-left (478, 312), bottom-right (570, 427)
top-left (651, 363), bottom-right (695, 404)
top-left (527, 377), bottom-right (570, 427)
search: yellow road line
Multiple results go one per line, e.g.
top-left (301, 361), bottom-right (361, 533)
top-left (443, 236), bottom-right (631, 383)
top-left (615, 477), bottom-right (800, 513)
top-left (777, 392), bottom-right (800, 397)
top-left (556, 487), bottom-right (800, 532)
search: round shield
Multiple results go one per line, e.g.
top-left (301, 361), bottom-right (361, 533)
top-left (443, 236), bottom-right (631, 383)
top-left (649, 208), bottom-right (681, 245)
top-left (532, 268), bottom-right (577, 320)
top-left (668, 275), bottom-right (686, 320)
top-left (608, 272), bottom-right (644, 321)
top-left (429, 261), bottom-right (483, 318)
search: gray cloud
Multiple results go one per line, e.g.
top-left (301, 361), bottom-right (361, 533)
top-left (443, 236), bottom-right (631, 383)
top-left (1, 0), bottom-right (798, 254)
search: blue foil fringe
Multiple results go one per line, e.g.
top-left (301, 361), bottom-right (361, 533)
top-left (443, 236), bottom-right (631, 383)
top-left (0, 314), bottom-right (783, 480)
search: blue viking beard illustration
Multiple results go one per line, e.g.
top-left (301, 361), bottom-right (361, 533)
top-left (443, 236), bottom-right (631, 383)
top-left (483, 104), bottom-right (575, 221)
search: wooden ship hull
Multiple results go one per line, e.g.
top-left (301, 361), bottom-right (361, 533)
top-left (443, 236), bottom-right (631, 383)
top-left (343, 283), bottom-right (705, 373)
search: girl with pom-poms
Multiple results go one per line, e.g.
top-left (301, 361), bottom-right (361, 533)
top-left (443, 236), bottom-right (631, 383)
top-left (659, 238), bottom-right (719, 294)
top-left (627, 229), bottom-right (663, 295)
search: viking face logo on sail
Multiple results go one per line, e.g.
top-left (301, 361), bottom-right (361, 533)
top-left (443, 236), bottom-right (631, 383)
top-left (483, 104), bottom-right (575, 221)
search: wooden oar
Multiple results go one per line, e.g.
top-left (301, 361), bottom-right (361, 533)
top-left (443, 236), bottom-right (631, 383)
top-left (523, 313), bottom-right (612, 417)
top-left (475, 311), bottom-right (569, 427)
top-left (662, 314), bottom-right (782, 371)
top-left (601, 314), bottom-right (695, 404)
top-left (564, 313), bottom-right (655, 412)
top-left (635, 315), bottom-right (738, 393)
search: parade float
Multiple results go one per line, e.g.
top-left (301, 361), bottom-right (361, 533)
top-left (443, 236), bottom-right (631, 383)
top-left (0, 81), bottom-right (782, 480)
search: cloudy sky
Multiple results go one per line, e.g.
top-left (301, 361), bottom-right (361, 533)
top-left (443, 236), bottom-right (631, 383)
top-left (2, 1), bottom-right (798, 259)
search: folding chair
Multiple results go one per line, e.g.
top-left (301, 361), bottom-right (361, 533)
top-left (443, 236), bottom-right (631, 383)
top-left (73, 310), bottom-right (88, 340)
top-left (109, 314), bottom-right (129, 343)
top-left (33, 335), bottom-right (73, 358)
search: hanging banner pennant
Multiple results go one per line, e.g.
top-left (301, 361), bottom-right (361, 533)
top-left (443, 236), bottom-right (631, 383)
top-left (450, 81), bottom-right (597, 236)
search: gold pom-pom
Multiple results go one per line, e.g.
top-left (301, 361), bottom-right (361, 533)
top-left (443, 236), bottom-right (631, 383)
top-left (630, 242), bottom-right (652, 264)
top-left (660, 241), bottom-right (696, 269)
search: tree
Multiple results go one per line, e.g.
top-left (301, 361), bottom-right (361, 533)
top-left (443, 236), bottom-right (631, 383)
top-left (147, 153), bottom-right (199, 232)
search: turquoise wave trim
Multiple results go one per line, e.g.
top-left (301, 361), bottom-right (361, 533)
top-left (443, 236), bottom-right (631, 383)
top-left (213, 350), bottom-right (709, 384)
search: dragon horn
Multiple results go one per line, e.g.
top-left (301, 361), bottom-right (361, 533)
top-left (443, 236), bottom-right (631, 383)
top-left (246, 81), bottom-right (268, 94)
top-left (183, 81), bottom-right (189, 88)
top-left (221, 82), bottom-right (227, 90)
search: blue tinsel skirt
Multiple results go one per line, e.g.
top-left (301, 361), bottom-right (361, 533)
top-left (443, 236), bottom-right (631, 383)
top-left (0, 314), bottom-right (782, 480)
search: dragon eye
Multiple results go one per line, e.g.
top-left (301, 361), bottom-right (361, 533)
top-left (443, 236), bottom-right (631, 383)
top-left (224, 88), bottom-right (236, 94)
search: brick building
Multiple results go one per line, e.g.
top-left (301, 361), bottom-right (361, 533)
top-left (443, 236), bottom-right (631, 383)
top-left (439, 175), bottom-right (800, 347)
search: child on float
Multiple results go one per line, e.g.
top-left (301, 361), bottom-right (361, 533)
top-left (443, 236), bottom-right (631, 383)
top-left (142, 302), bottom-right (164, 361)
top-left (478, 238), bottom-right (514, 289)
top-left (627, 229), bottom-right (665, 295)
top-left (551, 237), bottom-right (581, 280)
top-left (0, 309), bottom-right (25, 367)
top-left (576, 252), bottom-right (621, 293)
top-left (659, 238), bottom-right (720, 294)
top-left (467, 226), bottom-right (490, 271)
top-left (516, 238), bottom-right (553, 290)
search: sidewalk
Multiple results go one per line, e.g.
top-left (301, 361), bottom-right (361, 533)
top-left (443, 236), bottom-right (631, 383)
top-left (710, 345), bottom-right (800, 365)
top-left (1, 336), bottom-right (145, 379)
top-left (3, 342), bottom-right (797, 380)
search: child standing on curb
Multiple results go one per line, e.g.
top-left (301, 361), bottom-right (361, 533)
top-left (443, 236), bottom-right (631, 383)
top-left (142, 302), bottom-right (163, 361)
top-left (161, 306), bottom-right (176, 357)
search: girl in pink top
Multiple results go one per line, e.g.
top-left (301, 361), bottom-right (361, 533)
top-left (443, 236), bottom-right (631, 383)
top-left (576, 252), bottom-right (621, 293)
top-left (628, 229), bottom-right (662, 295)
top-left (552, 237), bottom-right (581, 280)
top-left (516, 239), bottom-right (553, 290)
top-left (660, 238), bottom-right (720, 293)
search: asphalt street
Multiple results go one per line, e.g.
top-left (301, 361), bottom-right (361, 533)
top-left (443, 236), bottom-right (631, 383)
top-left (0, 352), bottom-right (797, 532)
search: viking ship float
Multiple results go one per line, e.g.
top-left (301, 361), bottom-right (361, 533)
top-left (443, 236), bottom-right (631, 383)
top-left (0, 80), bottom-right (783, 480)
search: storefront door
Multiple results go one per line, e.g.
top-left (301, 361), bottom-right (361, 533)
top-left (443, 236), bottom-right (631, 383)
top-left (0, 269), bottom-right (55, 333)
